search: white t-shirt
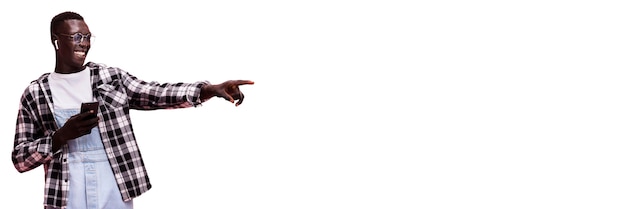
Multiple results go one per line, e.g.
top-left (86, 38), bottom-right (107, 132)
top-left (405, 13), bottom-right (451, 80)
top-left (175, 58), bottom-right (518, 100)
top-left (49, 67), bottom-right (94, 109)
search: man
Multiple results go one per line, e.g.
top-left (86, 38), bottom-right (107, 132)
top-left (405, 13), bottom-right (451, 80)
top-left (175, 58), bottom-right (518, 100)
top-left (12, 11), bottom-right (254, 209)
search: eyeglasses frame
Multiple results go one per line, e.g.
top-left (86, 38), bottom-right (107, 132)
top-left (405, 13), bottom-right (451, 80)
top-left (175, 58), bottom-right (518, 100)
top-left (56, 32), bottom-right (93, 45)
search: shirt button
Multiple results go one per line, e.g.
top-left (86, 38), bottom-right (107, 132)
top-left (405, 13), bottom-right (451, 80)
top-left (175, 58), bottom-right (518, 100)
top-left (63, 158), bottom-right (67, 162)
top-left (64, 179), bottom-right (68, 182)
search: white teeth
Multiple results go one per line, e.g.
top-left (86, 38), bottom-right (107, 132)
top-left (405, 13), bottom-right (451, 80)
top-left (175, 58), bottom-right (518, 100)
top-left (75, 51), bottom-right (86, 56)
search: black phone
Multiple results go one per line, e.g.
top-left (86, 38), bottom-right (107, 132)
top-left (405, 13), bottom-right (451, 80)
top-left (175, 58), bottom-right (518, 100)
top-left (80, 102), bottom-right (99, 114)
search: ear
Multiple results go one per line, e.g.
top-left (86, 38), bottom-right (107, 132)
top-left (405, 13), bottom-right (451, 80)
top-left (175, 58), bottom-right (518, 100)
top-left (51, 34), bottom-right (59, 50)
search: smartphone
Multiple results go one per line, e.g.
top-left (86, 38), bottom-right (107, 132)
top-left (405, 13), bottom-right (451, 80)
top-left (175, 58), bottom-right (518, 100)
top-left (80, 102), bottom-right (99, 116)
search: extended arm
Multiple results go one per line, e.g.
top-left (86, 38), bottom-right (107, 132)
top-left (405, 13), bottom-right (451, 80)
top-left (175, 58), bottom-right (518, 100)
top-left (112, 67), bottom-right (253, 109)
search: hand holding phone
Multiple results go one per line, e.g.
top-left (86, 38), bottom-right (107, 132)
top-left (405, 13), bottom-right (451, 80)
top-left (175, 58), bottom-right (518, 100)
top-left (53, 102), bottom-right (100, 148)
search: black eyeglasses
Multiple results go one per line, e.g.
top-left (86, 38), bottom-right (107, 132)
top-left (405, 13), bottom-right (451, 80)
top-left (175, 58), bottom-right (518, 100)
top-left (57, 33), bottom-right (93, 44)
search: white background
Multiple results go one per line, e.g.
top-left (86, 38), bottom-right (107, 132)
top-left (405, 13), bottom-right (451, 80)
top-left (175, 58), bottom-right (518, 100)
top-left (1, 0), bottom-right (626, 208)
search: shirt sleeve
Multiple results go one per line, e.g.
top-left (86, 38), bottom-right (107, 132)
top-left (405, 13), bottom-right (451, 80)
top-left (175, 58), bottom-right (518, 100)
top-left (117, 68), bottom-right (209, 110)
top-left (12, 89), bottom-right (55, 173)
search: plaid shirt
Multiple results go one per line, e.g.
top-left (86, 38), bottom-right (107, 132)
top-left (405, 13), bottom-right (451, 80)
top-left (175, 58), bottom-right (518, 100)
top-left (12, 62), bottom-right (207, 208)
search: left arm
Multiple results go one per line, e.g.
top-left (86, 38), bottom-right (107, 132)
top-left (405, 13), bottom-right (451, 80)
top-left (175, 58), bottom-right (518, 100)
top-left (117, 69), bottom-right (253, 109)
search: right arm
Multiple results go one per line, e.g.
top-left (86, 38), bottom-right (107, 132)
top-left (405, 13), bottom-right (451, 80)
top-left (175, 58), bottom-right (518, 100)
top-left (12, 89), bottom-right (99, 173)
top-left (12, 92), bottom-right (56, 173)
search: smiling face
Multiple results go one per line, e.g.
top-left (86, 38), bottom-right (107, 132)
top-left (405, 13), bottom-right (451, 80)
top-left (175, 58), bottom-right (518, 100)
top-left (53, 19), bottom-right (91, 73)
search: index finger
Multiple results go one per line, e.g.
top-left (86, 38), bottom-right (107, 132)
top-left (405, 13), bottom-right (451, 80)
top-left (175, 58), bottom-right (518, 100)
top-left (234, 80), bottom-right (254, 86)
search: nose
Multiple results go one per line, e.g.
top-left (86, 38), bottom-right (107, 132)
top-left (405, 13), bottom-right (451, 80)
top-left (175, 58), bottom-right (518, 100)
top-left (78, 38), bottom-right (90, 48)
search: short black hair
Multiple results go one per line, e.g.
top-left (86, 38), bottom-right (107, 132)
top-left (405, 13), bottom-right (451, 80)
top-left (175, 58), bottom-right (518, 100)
top-left (50, 11), bottom-right (84, 40)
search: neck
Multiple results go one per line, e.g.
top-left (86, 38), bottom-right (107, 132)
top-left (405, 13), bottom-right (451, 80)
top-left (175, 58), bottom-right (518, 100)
top-left (54, 60), bottom-right (84, 74)
top-left (55, 66), bottom-right (84, 74)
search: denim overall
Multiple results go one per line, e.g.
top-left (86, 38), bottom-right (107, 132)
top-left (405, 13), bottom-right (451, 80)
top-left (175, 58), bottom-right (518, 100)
top-left (53, 109), bottom-right (133, 209)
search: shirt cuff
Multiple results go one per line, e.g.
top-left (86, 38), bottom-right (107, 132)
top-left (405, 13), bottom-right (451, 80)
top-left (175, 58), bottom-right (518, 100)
top-left (189, 80), bottom-right (210, 107)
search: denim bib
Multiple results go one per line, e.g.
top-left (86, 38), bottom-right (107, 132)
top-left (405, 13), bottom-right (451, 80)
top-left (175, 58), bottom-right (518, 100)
top-left (53, 109), bottom-right (133, 209)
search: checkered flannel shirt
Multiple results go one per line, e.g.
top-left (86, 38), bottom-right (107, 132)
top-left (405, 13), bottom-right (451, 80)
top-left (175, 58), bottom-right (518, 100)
top-left (12, 62), bottom-right (208, 208)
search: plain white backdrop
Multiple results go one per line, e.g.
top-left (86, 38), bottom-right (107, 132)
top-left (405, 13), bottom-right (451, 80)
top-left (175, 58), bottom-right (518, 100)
top-left (2, 0), bottom-right (626, 208)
